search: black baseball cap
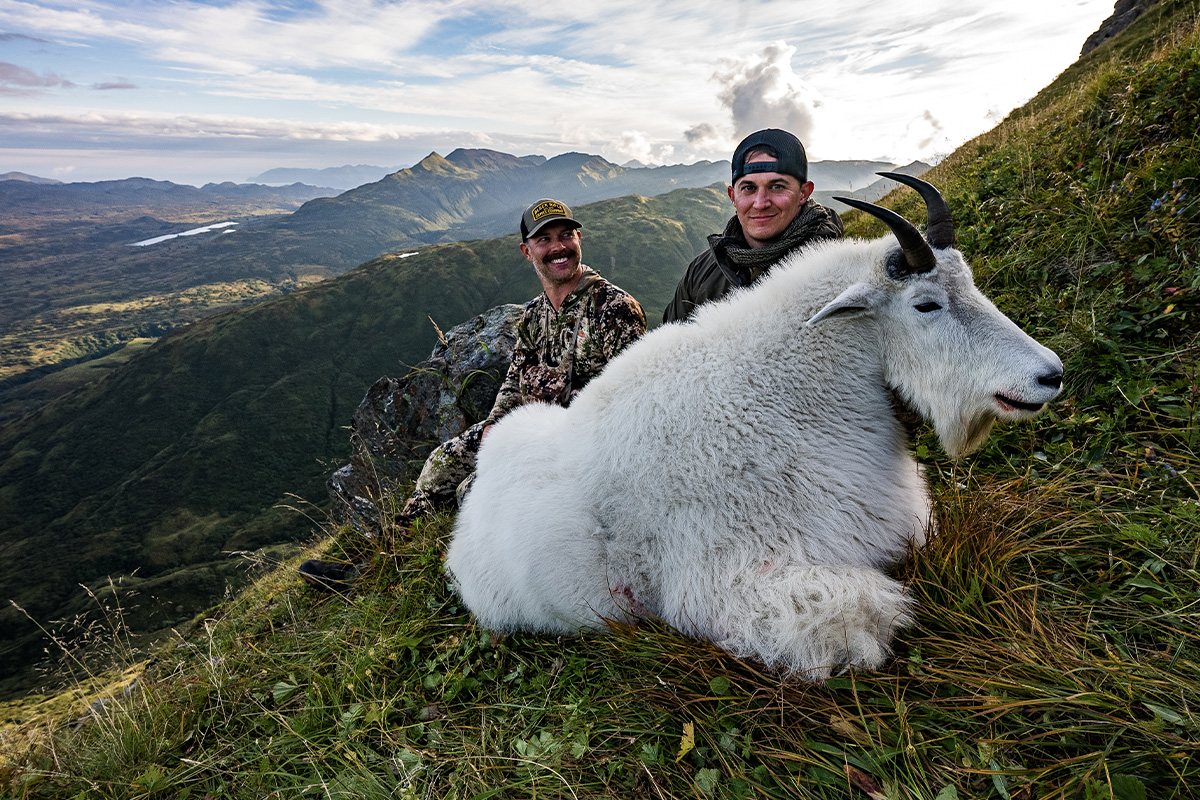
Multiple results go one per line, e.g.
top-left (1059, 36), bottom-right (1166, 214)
top-left (520, 198), bottom-right (582, 240)
top-left (731, 129), bottom-right (808, 184)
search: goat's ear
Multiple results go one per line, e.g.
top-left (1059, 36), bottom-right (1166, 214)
top-left (805, 283), bottom-right (884, 326)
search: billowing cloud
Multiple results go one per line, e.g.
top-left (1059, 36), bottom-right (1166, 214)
top-left (713, 42), bottom-right (821, 142)
top-left (609, 130), bottom-right (675, 166)
top-left (682, 122), bottom-right (728, 160)
top-left (683, 123), bottom-right (718, 144)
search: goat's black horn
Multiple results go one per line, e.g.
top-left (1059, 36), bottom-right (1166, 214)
top-left (877, 171), bottom-right (955, 249)
top-left (833, 195), bottom-right (937, 275)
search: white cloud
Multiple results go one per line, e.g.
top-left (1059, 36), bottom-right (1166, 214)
top-left (0, 110), bottom-right (428, 141)
top-left (711, 41), bottom-right (822, 142)
top-left (0, 0), bottom-right (1116, 180)
top-left (0, 0), bottom-right (449, 71)
top-left (608, 130), bottom-right (677, 166)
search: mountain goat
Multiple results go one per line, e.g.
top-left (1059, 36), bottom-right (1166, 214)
top-left (446, 174), bottom-right (1063, 678)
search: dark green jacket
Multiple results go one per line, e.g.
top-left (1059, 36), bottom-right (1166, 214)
top-left (662, 202), bottom-right (844, 323)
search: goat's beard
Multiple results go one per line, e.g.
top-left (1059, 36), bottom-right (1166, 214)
top-left (889, 381), bottom-right (997, 459)
top-left (938, 411), bottom-right (996, 459)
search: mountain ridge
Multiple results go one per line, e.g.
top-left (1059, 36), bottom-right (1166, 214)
top-left (0, 171), bottom-right (62, 184)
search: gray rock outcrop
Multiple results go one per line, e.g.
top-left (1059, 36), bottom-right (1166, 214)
top-left (1081, 0), bottom-right (1159, 56)
top-left (328, 303), bottom-right (523, 531)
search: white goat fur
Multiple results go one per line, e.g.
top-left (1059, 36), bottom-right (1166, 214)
top-left (446, 233), bottom-right (1062, 678)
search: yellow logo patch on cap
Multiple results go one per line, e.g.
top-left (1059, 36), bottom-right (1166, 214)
top-left (530, 200), bottom-right (567, 221)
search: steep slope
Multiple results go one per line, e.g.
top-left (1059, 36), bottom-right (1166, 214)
top-left (0, 185), bottom-right (730, 693)
top-left (1017, 0), bottom-right (1180, 114)
top-left (1081, 0), bottom-right (1166, 55)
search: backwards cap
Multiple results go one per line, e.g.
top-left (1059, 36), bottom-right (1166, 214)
top-left (731, 129), bottom-right (808, 184)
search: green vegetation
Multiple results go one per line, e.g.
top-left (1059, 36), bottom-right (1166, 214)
top-left (0, 339), bottom-right (157, 424)
top-left (2, 7), bottom-right (1199, 797)
top-left (0, 186), bottom-right (730, 696)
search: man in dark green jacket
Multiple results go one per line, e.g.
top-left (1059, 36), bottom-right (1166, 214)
top-left (663, 128), bottom-right (844, 323)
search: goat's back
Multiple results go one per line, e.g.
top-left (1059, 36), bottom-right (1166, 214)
top-left (568, 237), bottom-right (929, 573)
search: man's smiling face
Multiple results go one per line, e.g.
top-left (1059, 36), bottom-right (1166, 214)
top-left (727, 151), bottom-right (814, 248)
top-left (521, 220), bottom-right (583, 288)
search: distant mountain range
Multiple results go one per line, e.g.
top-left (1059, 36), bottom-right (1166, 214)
top-left (133, 148), bottom-right (930, 275)
top-left (0, 177), bottom-right (334, 223)
top-left (250, 149), bottom-right (730, 270)
top-left (243, 156), bottom-right (930, 195)
top-left (0, 171), bottom-right (62, 185)
top-left (247, 163), bottom-right (407, 190)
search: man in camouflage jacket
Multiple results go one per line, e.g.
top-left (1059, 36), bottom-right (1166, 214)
top-left (398, 198), bottom-right (646, 523)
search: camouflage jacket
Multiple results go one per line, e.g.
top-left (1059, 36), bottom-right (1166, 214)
top-left (483, 267), bottom-right (646, 427)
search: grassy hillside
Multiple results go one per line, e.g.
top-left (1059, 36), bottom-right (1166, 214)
top-left (2, 6), bottom-right (1198, 798)
top-left (0, 186), bottom-right (731, 696)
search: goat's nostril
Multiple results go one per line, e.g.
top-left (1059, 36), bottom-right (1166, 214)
top-left (1038, 371), bottom-right (1063, 390)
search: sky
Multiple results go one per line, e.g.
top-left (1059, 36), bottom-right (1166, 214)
top-left (0, 0), bottom-right (1115, 186)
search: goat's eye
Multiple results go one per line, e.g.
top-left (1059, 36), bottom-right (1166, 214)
top-left (914, 301), bottom-right (942, 313)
